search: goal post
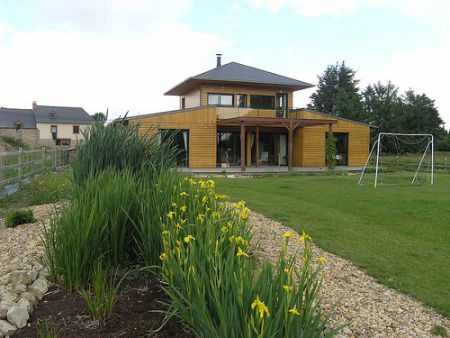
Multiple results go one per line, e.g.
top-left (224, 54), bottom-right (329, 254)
top-left (358, 133), bottom-right (434, 187)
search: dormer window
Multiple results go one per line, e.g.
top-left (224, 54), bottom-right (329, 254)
top-left (49, 111), bottom-right (56, 119)
top-left (14, 120), bottom-right (22, 132)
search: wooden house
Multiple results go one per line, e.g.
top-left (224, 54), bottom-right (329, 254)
top-left (125, 55), bottom-right (370, 171)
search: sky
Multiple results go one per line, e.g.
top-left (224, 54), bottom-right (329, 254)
top-left (0, 0), bottom-right (449, 127)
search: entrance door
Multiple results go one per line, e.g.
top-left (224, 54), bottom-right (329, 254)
top-left (276, 94), bottom-right (288, 118)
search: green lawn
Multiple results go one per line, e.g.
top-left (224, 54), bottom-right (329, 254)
top-left (0, 170), bottom-right (71, 218)
top-left (215, 174), bottom-right (450, 316)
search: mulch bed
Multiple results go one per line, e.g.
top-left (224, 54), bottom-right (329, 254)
top-left (15, 276), bottom-right (195, 338)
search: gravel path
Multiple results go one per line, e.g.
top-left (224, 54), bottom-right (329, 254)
top-left (0, 204), bottom-right (57, 278)
top-left (248, 211), bottom-right (450, 338)
top-left (1, 205), bottom-right (449, 337)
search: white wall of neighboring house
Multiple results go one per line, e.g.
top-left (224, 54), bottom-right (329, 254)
top-left (36, 123), bottom-right (91, 144)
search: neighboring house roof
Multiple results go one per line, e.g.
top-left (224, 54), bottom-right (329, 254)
top-left (0, 108), bottom-right (36, 129)
top-left (165, 62), bottom-right (314, 95)
top-left (34, 105), bottom-right (94, 124)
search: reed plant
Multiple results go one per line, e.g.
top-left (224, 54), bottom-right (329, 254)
top-left (43, 169), bottom-right (142, 290)
top-left (158, 178), bottom-right (342, 337)
top-left (81, 261), bottom-right (124, 322)
top-left (72, 120), bottom-right (177, 188)
top-left (133, 169), bottom-right (183, 266)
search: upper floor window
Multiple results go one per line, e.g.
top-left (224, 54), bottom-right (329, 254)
top-left (237, 94), bottom-right (247, 108)
top-left (208, 93), bottom-right (233, 107)
top-left (73, 125), bottom-right (80, 134)
top-left (14, 120), bottom-right (22, 132)
top-left (250, 95), bottom-right (275, 109)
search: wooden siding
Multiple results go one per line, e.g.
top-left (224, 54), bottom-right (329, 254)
top-left (290, 110), bottom-right (370, 167)
top-left (216, 107), bottom-right (277, 119)
top-left (200, 84), bottom-right (294, 109)
top-left (180, 88), bottom-right (201, 109)
top-left (129, 107), bottom-right (217, 168)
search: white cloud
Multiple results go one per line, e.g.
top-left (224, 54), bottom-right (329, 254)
top-left (0, 1), bottom-right (231, 120)
top-left (248, 0), bottom-right (450, 19)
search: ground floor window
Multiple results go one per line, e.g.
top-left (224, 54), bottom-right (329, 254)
top-left (255, 133), bottom-right (287, 166)
top-left (217, 130), bottom-right (288, 167)
top-left (161, 129), bottom-right (189, 167)
top-left (326, 132), bottom-right (348, 166)
top-left (56, 138), bottom-right (71, 146)
top-left (217, 132), bottom-right (241, 166)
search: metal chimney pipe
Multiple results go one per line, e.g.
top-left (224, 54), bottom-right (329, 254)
top-left (216, 54), bottom-right (222, 67)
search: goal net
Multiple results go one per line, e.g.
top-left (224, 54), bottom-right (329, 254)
top-left (358, 133), bottom-right (434, 187)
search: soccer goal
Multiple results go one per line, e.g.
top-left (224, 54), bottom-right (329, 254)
top-left (358, 133), bottom-right (434, 187)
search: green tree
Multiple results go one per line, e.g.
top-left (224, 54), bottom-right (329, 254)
top-left (92, 112), bottom-right (107, 125)
top-left (309, 61), bottom-right (364, 121)
top-left (362, 81), bottom-right (402, 132)
top-left (401, 90), bottom-right (444, 135)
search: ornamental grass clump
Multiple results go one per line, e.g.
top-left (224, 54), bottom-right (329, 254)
top-left (158, 178), bottom-right (342, 337)
top-left (5, 209), bottom-right (35, 228)
top-left (81, 261), bottom-right (124, 322)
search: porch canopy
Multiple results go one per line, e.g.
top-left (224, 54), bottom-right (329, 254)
top-left (217, 116), bottom-right (338, 171)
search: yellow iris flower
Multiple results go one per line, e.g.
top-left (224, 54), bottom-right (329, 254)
top-left (251, 296), bottom-right (270, 318)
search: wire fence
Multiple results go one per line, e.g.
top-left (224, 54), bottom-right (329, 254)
top-left (0, 146), bottom-right (73, 188)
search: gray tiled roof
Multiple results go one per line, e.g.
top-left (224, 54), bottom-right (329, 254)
top-left (34, 105), bottom-right (94, 124)
top-left (194, 62), bottom-right (313, 87)
top-left (165, 62), bottom-right (314, 95)
top-left (0, 108), bottom-right (36, 129)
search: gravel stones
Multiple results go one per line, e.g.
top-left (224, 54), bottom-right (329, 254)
top-left (6, 307), bottom-right (28, 329)
top-left (247, 211), bottom-right (450, 338)
top-left (28, 278), bottom-right (48, 301)
top-left (0, 320), bottom-right (17, 337)
top-left (0, 204), bottom-right (57, 336)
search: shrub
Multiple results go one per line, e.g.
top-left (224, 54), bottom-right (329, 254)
top-left (325, 134), bottom-right (337, 170)
top-left (81, 261), bottom-right (123, 322)
top-left (0, 135), bottom-right (27, 149)
top-left (158, 178), bottom-right (342, 337)
top-left (5, 209), bottom-right (35, 228)
top-left (71, 120), bottom-right (177, 188)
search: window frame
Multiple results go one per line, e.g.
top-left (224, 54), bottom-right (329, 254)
top-left (237, 94), bottom-right (247, 108)
top-left (249, 95), bottom-right (275, 110)
top-left (73, 125), bottom-right (80, 134)
top-left (207, 93), bottom-right (234, 107)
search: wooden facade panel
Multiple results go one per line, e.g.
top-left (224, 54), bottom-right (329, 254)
top-left (216, 107), bottom-right (277, 119)
top-left (200, 84), bottom-right (294, 109)
top-left (292, 110), bottom-right (370, 167)
top-left (189, 127), bottom-right (217, 168)
top-left (130, 107), bottom-right (217, 169)
top-left (131, 107), bottom-right (216, 131)
top-left (180, 89), bottom-right (201, 109)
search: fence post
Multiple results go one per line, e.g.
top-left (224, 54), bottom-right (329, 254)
top-left (0, 147), bottom-right (3, 182)
top-left (52, 145), bottom-right (56, 171)
top-left (41, 145), bottom-right (45, 173)
top-left (18, 147), bottom-right (23, 184)
top-left (31, 147), bottom-right (36, 178)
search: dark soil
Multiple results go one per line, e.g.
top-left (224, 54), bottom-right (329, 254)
top-left (16, 276), bottom-right (195, 338)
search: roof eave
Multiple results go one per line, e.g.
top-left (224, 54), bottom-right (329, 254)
top-left (165, 79), bottom-right (314, 96)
